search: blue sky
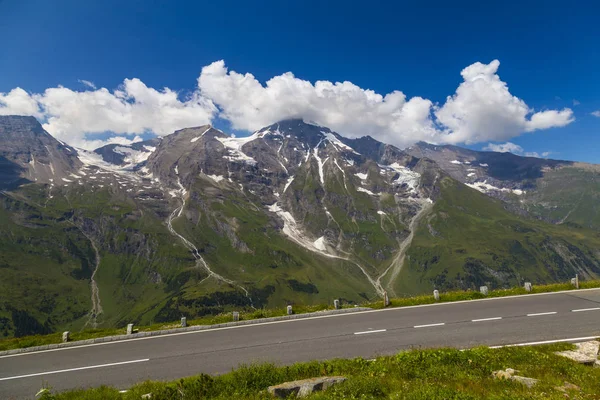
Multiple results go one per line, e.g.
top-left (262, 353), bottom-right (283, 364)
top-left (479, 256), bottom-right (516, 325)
top-left (1, 0), bottom-right (599, 162)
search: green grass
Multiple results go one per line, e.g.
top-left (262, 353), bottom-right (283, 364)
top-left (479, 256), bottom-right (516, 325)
top-left (2, 280), bottom-right (599, 352)
top-left (37, 342), bottom-right (600, 399)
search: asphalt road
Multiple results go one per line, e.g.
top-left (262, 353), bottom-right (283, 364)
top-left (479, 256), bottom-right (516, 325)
top-left (1, 289), bottom-right (600, 399)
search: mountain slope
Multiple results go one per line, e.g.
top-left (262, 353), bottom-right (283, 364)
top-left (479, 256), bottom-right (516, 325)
top-left (1, 116), bottom-right (599, 338)
top-left (406, 142), bottom-right (600, 230)
top-left (0, 116), bottom-right (81, 189)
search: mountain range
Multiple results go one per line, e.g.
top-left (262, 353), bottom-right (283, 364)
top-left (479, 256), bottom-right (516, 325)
top-left (1, 115), bottom-right (599, 338)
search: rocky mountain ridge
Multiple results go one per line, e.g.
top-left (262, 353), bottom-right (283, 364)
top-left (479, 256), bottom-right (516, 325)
top-left (1, 115), bottom-right (599, 338)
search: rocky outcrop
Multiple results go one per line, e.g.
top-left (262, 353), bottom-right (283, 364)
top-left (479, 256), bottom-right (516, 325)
top-left (555, 340), bottom-right (599, 365)
top-left (268, 376), bottom-right (346, 398)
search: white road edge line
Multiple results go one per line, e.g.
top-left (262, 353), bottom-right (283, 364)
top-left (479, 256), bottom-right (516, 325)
top-left (571, 307), bottom-right (600, 312)
top-left (488, 336), bottom-right (599, 349)
top-left (3, 287), bottom-right (599, 359)
top-left (354, 329), bottom-right (387, 335)
top-left (414, 323), bottom-right (445, 328)
top-left (0, 358), bottom-right (149, 381)
top-left (471, 317), bottom-right (502, 322)
top-left (527, 312), bottom-right (557, 317)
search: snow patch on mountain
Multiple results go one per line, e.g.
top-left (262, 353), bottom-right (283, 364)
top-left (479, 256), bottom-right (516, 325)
top-left (357, 187), bottom-right (377, 196)
top-left (313, 236), bottom-right (327, 251)
top-left (381, 163), bottom-right (420, 191)
top-left (113, 146), bottom-right (152, 166)
top-left (466, 180), bottom-right (525, 195)
top-left (207, 174), bottom-right (225, 182)
top-left (283, 175), bottom-right (295, 193)
top-left (217, 134), bottom-right (258, 165)
top-left (322, 132), bottom-right (359, 154)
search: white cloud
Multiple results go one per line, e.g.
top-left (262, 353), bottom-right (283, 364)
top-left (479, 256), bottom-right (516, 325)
top-left (484, 142), bottom-right (552, 159)
top-left (1, 59), bottom-right (574, 150)
top-left (5, 79), bottom-right (217, 149)
top-left (198, 60), bottom-right (439, 147)
top-left (0, 88), bottom-right (43, 117)
top-left (435, 60), bottom-right (573, 144)
top-left (592, 110), bottom-right (600, 117)
top-left (198, 60), bottom-right (573, 148)
top-left (573, 99), bottom-right (580, 106)
top-left (483, 142), bottom-right (524, 154)
top-left (78, 79), bottom-right (97, 89)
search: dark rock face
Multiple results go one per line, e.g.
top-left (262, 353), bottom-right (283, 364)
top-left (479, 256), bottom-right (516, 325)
top-left (0, 115), bottom-right (81, 187)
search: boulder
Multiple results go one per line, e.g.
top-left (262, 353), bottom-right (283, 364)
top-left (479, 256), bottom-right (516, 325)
top-left (555, 341), bottom-right (599, 365)
top-left (268, 376), bottom-right (346, 398)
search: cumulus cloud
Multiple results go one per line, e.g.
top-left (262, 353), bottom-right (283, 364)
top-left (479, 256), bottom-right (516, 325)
top-left (592, 110), bottom-right (600, 117)
top-left (483, 142), bottom-right (524, 154)
top-left (435, 60), bottom-right (573, 144)
top-left (198, 60), bottom-right (573, 147)
top-left (0, 88), bottom-right (43, 118)
top-left (2, 80), bottom-right (216, 149)
top-left (483, 142), bottom-right (552, 158)
top-left (78, 79), bottom-right (97, 89)
top-left (1, 59), bottom-right (574, 150)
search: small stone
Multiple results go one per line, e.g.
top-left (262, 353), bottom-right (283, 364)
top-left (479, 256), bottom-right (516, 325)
top-left (492, 370), bottom-right (512, 380)
top-left (479, 286), bottom-right (488, 295)
top-left (233, 311), bottom-right (240, 321)
top-left (62, 331), bottom-right (70, 343)
top-left (524, 282), bottom-right (532, 292)
top-left (141, 394), bottom-right (152, 399)
top-left (433, 290), bottom-right (440, 301)
top-left (180, 317), bottom-right (187, 328)
top-left (287, 305), bottom-right (293, 315)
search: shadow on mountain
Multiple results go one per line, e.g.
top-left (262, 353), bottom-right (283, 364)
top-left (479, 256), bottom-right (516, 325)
top-left (0, 156), bottom-right (30, 190)
top-left (476, 152), bottom-right (574, 181)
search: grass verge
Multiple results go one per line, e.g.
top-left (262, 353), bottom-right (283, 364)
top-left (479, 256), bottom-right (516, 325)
top-left (37, 342), bottom-right (600, 399)
top-left (2, 280), bottom-right (599, 352)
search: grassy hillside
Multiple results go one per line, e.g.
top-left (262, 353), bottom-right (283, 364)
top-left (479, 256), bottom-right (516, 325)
top-left (523, 165), bottom-right (600, 230)
top-left (394, 177), bottom-right (600, 295)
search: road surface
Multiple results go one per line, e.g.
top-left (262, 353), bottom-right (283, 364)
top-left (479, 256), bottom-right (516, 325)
top-left (1, 289), bottom-right (599, 399)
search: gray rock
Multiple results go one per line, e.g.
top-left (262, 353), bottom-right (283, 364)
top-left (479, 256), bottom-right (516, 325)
top-left (555, 340), bottom-right (599, 365)
top-left (492, 368), bottom-right (538, 387)
top-left (511, 375), bottom-right (539, 388)
top-left (268, 376), bottom-right (346, 398)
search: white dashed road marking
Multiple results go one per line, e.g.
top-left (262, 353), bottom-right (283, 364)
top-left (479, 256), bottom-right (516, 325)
top-left (527, 312), bottom-right (557, 317)
top-left (354, 329), bottom-right (387, 335)
top-left (0, 359), bottom-right (150, 381)
top-left (571, 307), bottom-right (600, 313)
top-left (414, 323), bottom-right (445, 329)
top-left (471, 317), bottom-right (502, 322)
